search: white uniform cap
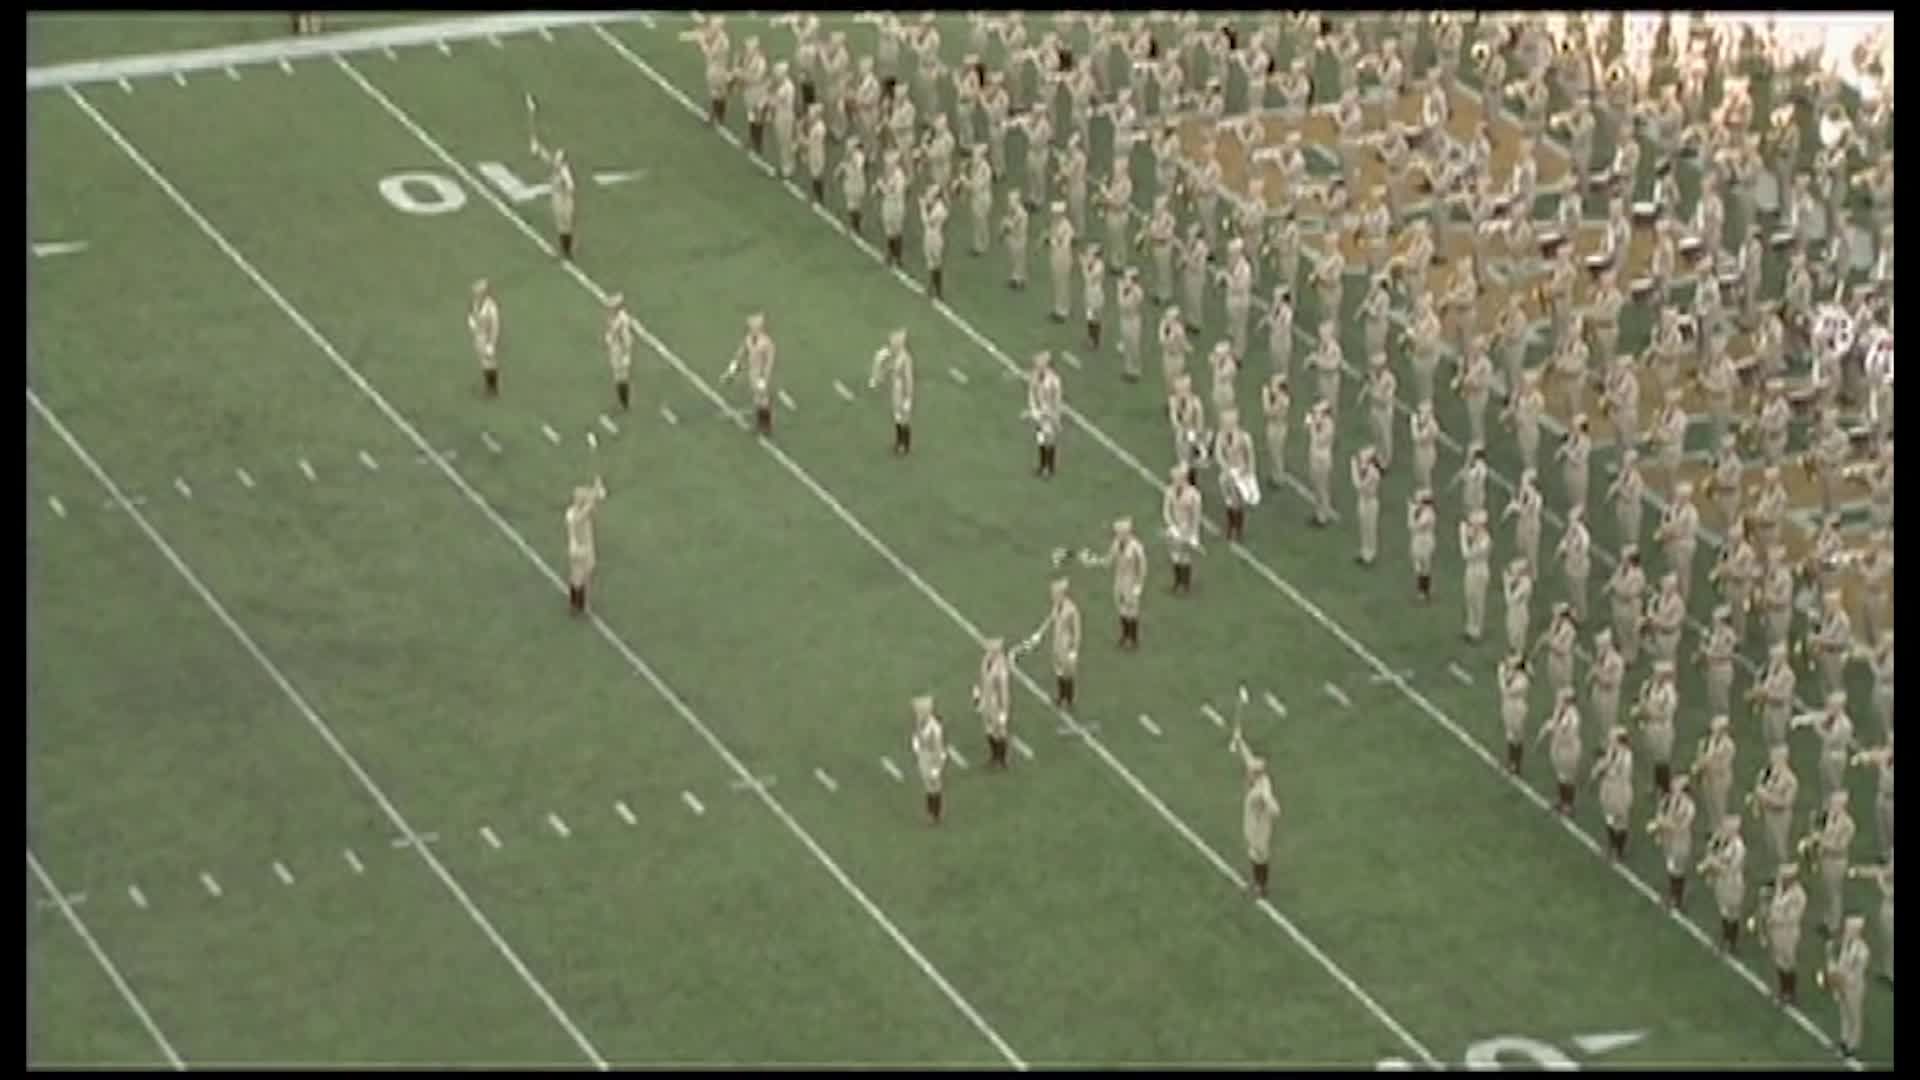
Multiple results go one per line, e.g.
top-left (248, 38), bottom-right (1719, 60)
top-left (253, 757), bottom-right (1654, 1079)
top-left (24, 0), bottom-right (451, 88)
top-left (1051, 201), bottom-right (1067, 215)
top-left (1675, 481), bottom-right (1693, 498)
top-left (1710, 714), bottom-right (1730, 732)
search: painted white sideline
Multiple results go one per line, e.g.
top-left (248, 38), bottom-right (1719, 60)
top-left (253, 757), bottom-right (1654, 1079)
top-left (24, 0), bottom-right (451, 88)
top-left (357, 44), bottom-right (1434, 1067)
top-left (29, 852), bottom-right (185, 1070)
top-left (82, 64), bottom-right (1024, 1072)
top-left (602, 28), bottom-right (1850, 1063)
top-left (28, 13), bottom-right (653, 90)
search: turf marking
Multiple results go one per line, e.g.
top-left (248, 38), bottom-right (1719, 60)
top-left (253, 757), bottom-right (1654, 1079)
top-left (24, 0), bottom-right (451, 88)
top-left (658, 404), bottom-right (679, 425)
top-left (435, 39), bottom-right (453, 56)
top-left (390, 832), bottom-right (439, 848)
top-left (357, 449), bottom-right (380, 471)
top-left (117, 77), bottom-right (132, 93)
top-left (1573, 1030), bottom-right (1649, 1055)
top-left (540, 422), bottom-right (562, 445)
top-left (614, 801), bottom-right (637, 825)
top-left (1323, 682), bottom-right (1353, 708)
top-left (172, 476), bottom-right (192, 499)
top-left (1367, 668), bottom-right (1415, 684)
top-left (597, 414), bottom-right (619, 435)
top-left (31, 240), bottom-right (89, 257)
top-left (171, 71), bottom-right (186, 86)
top-left (198, 872), bottom-right (222, 899)
top-left (728, 775), bottom-right (776, 792)
top-left (948, 747), bottom-right (969, 769)
top-left (28, 853), bottom-right (183, 1070)
top-left (487, 33), bottom-right (503, 48)
top-left (779, 389), bottom-right (798, 411)
top-left (948, 366), bottom-right (970, 385)
top-left (1059, 351), bottom-right (1083, 370)
top-left (1263, 692), bottom-right (1288, 718)
top-left (46, 496), bottom-right (66, 519)
top-left (272, 860), bottom-right (295, 886)
top-left (480, 430), bottom-right (503, 454)
top-left (382, 45), bottom-right (398, 61)
top-left (1138, 713), bottom-right (1163, 736)
top-left (547, 812), bottom-right (571, 839)
top-left (224, 65), bottom-right (240, 80)
top-left (1199, 703), bottom-right (1227, 728)
top-left (833, 379), bottom-right (856, 401)
top-left (880, 756), bottom-right (905, 782)
top-left (234, 466), bottom-right (256, 489)
top-left (479, 825), bottom-right (502, 849)
top-left (1011, 736), bottom-right (1034, 760)
top-left (539, 26), bottom-right (555, 42)
top-left (278, 58), bottom-right (293, 75)
top-left (814, 767), bottom-right (839, 793)
top-left (1449, 662), bottom-right (1475, 686)
top-left (680, 791), bottom-right (706, 816)
top-left (127, 884), bottom-right (149, 909)
top-left (343, 849), bottom-right (364, 874)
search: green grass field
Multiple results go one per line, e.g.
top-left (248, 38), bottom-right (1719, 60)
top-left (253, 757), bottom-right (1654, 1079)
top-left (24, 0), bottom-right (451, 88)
top-left (27, 13), bottom-right (1892, 1069)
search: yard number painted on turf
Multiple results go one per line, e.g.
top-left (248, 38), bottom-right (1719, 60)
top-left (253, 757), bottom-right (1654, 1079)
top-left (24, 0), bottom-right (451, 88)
top-left (1378, 1035), bottom-right (1578, 1071)
top-left (379, 162), bottom-right (548, 218)
top-left (378, 171), bottom-right (467, 216)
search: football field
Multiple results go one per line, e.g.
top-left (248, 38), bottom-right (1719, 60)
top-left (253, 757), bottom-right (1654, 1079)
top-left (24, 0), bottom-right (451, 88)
top-left (26, 13), bottom-right (1890, 1069)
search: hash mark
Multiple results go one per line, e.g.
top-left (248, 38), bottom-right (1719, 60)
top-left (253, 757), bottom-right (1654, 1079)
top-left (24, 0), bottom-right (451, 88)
top-left (358, 449), bottom-right (380, 471)
top-left (779, 389), bottom-right (798, 411)
top-left (198, 872), bottom-right (222, 899)
top-left (1138, 713), bottom-right (1163, 736)
top-left (1448, 662), bottom-right (1474, 686)
top-left (948, 747), bottom-right (969, 769)
top-left (615, 801), bottom-right (637, 825)
top-left (1012, 735), bottom-right (1034, 760)
top-left (658, 405), bottom-right (679, 426)
top-left (487, 33), bottom-right (504, 48)
top-left (172, 72), bottom-right (186, 86)
top-left (298, 457), bottom-right (316, 481)
top-left (46, 496), bottom-right (66, 519)
top-left (680, 791), bottom-right (706, 816)
top-left (880, 756), bottom-right (905, 782)
top-left (1264, 691), bottom-right (1288, 718)
top-left (436, 39), bottom-right (453, 56)
top-left (814, 767), bottom-right (839, 792)
top-left (278, 58), bottom-right (293, 75)
top-left (390, 832), bottom-right (439, 848)
top-left (948, 367), bottom-right (970, 384)
top-left (1060, 352), bottom-right (1083, 370)
top-left (598, 414), bottom-right (619, 435)
top-left (118, 77), bottom-right (133, 93)
top-left (480, 826), bottom-right (502, 849)
top-left (173, 476), bottom-right (192, 499)
top-left (481, 431), bottom-right (503, 454)
top-left (547, 812), bottom-right (571, 838)
top-left (541, 423), bottom-right (561, 445)
top-left (1200, 703), bottom-right (1227, 728)
top-left (833, 380), bottom-right (856, 401)
top-left (343, 849), bottom-right (364, 874)
top-left (127, 885), bottom-right (147, 910)
top-left (383, 45), bottom-right (398, 61)
top-left (234, 466), bottom-right (255, 489)
top-left (224, 66), bottom-right (241, 80)
top-left (538, 26), bottom-right (555, 42)
top-left (272, 861), bottom-right (294, 886)
top-left (1324, 682), bottom-right (1353, 708)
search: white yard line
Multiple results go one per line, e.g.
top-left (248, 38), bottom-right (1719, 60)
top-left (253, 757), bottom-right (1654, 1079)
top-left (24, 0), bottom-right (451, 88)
top-left (32, 341), bottom-right (606, 1073)
top-left (272, 860), bottom-right (295, 886)
top-left (28, 13), bottom-right (652, 90)
top-left (880, 755), bottom-right (905, 782)
top-left (1010, 736), bottom-right (1034, 760)
top-left (547, 812), bottom-right (571, 839)
top-left (947, 747), bottom-right (969, 769)
top-left (1263, 692), bottom-right (1288, 719)
top-left (127, 883), bottom-right (149, 909)
top-left (568, 35), bottom-right (1447, 1066)
top-left (679, 791), bottom-right (706, 816)
top-left (198, 872), bottom-right (222, 899)
top-left (46, 495), bottom-right (66, 519)
top-left (1323, 682), bottom-right (1353, 709)
top-left (814, 767), bottom-right (839, 793)
top-left (1199, 703), bottom-right (1227, 729)
top-left (614, 800), bottom-right (637, 825)
top-left (480, 825), bottom-right (502, 850)
top-left (343, 848), bottom-right (364, 874)
top-left (1448, 662), bottom-right (1475, 686)
top-left (608, 34), bottom-right (1855, 1059)
top-left (298, 456), bottom-right (317, 480)
top-left (27, 853), bottom-right (184, 1070)
top-left (1138, 713), bottom-right (1163, 736)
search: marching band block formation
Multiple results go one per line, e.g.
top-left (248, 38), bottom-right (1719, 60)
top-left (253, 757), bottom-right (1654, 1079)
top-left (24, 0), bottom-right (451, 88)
top-left (458, 12), bottom-right (1889, 1059)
